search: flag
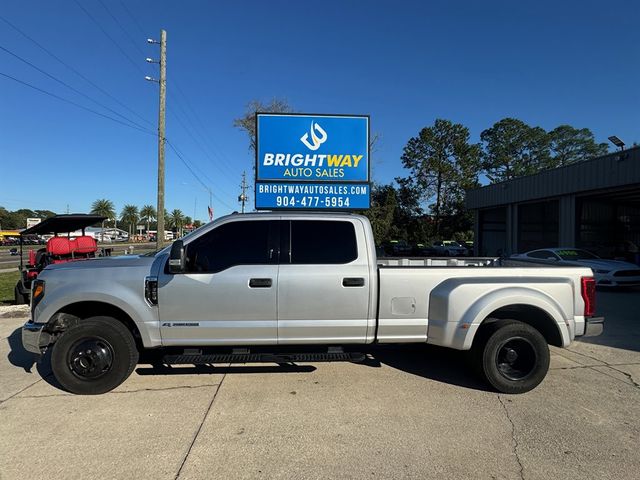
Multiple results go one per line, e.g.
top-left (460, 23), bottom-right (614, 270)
top-left (208, 205), bottom-right (213, 221)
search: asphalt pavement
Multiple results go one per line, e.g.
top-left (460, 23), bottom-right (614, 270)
top-left (0, 290), bottom-right (638, 479)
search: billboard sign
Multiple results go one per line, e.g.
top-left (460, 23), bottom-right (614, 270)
top-left (255, 113), bottom-right (370, 210)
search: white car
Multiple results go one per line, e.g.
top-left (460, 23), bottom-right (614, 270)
top-left (432, 240), bottom-right (468, 257)
top-left (513, 248), bottom-right (640, 287)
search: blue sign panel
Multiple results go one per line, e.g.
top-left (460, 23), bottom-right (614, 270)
top-left (255, 182), bottom-right (370, 210)
top-left (256, 114), bottom-right (369, 183)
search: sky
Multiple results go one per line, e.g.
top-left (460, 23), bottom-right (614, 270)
top-left (1, 0), bottom-right (638, 221)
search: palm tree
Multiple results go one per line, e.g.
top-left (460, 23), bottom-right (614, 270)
top-left (120, 204), bottom-right (139, 237)
top-left (90, 199), bottom-right (115, 241)
top-left (169, 209), bottom-right (185, 236)
top-left (140, 205), bottom-right (156, 235)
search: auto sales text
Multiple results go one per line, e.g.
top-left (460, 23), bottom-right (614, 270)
top-left (262, 153), bottom-right (364, 179)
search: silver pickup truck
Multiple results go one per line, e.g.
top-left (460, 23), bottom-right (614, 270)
top-left (23, 212), bottom-right (603, 395)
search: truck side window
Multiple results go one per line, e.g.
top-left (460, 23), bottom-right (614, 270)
top-left (290, 220), bottom-right (357, 264)
top-left (185, 221), bottom-right (271, 273)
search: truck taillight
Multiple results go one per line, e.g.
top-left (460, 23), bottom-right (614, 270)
top-left (581, 277), bottom-right (596, 317)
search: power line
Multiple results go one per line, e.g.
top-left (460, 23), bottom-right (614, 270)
top-left (0, 44), bottom-right (150, 131)
top-left (170, 83), bottom-right (239, 178)
top-left (0, 71), bottom-right (156, 136)
top-left (165, 137), bottom-right (231, 199)
top-left (166, 140), bottom-right (235, 210)
top-left (97, 0), bottom-right (149, 60)
top-left (72, 0), bottom-right (146, 76)
top-left (0, 13), bottom-right (154, 128)
top-left (118, 1), bottom-right (148, 38)
top-left (166, 105), bottom-right (238, 190)
top-left (105, 3), bottom-right (241, 193)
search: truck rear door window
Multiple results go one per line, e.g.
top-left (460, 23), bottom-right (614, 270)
top-left (290, 220), bottom-right (357, 264)
top-left (186, 220), bottom-right (272, 273)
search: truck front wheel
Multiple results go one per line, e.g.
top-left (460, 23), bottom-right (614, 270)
top-left (472, 319), bottom-right (550, 394)
top-left (51, 317), bottom-right (139, 395)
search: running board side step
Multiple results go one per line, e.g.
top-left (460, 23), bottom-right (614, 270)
top-left (162, 351), bottom-right (366, 365)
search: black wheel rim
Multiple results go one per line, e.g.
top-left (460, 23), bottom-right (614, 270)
top-left (495, 337), bottom-right (537, 381)
top-left (67, 337), bottom-right (114, 379)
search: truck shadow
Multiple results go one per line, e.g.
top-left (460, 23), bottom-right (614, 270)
top-left (363, 344), bottom-right (492, 392)
top-left (7, 328), bottom-right (39, 373)
top-left (7, 326), bottom-right (487, 392)
top-left (6, 327), bottom-right (61, 389)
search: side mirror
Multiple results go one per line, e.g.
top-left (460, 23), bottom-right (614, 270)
top-left (168, 240), bottom-right (186, 273)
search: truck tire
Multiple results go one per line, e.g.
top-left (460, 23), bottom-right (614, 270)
top-left (14, 283), bottom-right (25, 305)
top-left (472, 319), bottom-right (550, 394)
top-left (51, 317), bottom-right (139, 395)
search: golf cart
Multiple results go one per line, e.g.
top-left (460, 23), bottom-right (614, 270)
top-left (14, 214), bottom-right (106, 305)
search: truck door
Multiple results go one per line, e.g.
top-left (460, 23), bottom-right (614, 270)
top-left (277, 219), bottom-right (370, 344)
top-left (158, 219), bottom-right (279, 345)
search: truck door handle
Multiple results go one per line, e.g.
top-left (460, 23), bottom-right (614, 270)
top-left (342, 277), bottom-right (365, 287)
top-left (249, 278), bottom-right (272, 288)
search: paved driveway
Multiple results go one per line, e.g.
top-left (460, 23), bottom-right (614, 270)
top-left (1, 290), bottom-right (638, 479)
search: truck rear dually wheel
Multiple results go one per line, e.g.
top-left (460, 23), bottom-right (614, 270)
top-left (51, 316), bottom-right (139, 395)
top-left (472, 319), bottom-right (549, 394)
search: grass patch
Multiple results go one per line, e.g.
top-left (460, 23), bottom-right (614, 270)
top-left (0, 271), bottom-right (20, 305)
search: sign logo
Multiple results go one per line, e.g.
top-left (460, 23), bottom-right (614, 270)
top-left (300, 121), bottom-right (328, 151)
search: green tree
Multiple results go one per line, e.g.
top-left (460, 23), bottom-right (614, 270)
top-left (363, 184), bottom-right (398, 245)
top-left (548, 125), bottom-right (609, 167)
top-left (480, 118), bottom-right (550, 182)
top-left (233, 98), bottom-right (293, 153)
top-left (399, 119), bottom-right (481, 237)
top-left (140, 204), bottom-right (156, 234)
top-left (120, 204), bottom-right (139, 237)
top-left (90, 199), bottom-right (116, 235)
top-left (169, 209), bottom-right (185, 233)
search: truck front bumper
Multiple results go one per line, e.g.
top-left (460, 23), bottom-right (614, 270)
top-left (583, 316), bottom-right (604, 337)
top-left (22, 320), bottom-right (51, 354)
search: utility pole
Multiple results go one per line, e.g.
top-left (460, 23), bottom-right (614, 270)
top-left (146, 30), bottom-right (167, 250)
top-left (238, 171), bottom-right (248, 213)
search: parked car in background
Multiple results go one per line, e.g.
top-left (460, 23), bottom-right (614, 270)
top-left (432, 240), bottom-right (468, 257)
top-left (512, 248), bottom-right (640, 287)
top-left (382, 240), bottom-right (413, 256)
top-left (412, 243), bottom-right (438, 256)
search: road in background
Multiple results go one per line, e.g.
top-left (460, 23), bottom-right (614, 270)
top-left (0, 242), bottom-right (156, 270)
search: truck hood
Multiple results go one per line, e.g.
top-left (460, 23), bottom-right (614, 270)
top-left (44, 255), bottom-right (157, 271)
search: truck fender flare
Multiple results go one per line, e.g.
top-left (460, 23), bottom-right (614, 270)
top-left (39, 289), bottom-right (161, 348)
top-left (456, 287), bottom-right (570, 350)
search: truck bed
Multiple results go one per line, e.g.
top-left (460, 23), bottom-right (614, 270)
top-left (378, 257), bottom-right (499, 267)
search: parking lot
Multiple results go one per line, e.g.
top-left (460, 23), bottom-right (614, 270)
top-left (1, 290), bottom-right (638, 480)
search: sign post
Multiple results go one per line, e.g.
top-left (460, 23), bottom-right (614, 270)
top-left (255, 113), bottom-right (370, 210)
